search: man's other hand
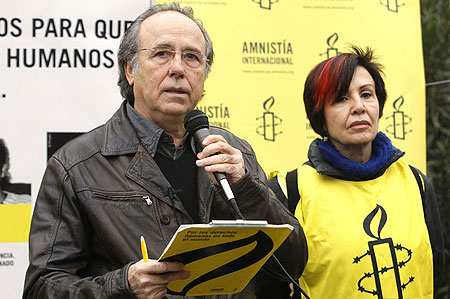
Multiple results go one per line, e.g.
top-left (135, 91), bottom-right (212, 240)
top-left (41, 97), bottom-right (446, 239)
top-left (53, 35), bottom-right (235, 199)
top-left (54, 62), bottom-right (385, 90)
top-left (128, 260), bottom-right (190, 299)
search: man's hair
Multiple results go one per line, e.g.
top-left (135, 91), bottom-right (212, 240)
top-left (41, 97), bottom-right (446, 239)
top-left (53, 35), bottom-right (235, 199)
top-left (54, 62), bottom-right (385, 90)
top-left (117, 2), bottom-right (214, 105)
top-left (303, 46), bottom-right (387, 137)
top-left (0, 139), bottom-right (11, 189)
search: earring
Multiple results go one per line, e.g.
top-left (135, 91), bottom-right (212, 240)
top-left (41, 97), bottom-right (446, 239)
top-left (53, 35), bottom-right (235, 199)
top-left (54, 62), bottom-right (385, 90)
top-left (323, 129), bottom-right (329, 142)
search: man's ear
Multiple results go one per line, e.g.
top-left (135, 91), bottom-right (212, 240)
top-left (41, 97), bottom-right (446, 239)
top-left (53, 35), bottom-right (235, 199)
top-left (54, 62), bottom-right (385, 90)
top-left (124, 62), bottom-right (135, 86)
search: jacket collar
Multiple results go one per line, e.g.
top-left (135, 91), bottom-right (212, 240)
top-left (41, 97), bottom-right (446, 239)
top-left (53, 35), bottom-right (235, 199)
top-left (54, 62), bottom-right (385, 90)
top-left (100, 101), bottom-right (215, 222)
top-left (102, 101), bottom-right (141, 156)
top-left (308, 137), bottom-right (405, 181)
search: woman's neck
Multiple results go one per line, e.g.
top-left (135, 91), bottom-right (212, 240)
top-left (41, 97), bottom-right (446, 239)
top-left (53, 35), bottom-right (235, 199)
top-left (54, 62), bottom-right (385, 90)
top-left (330, 140), bottom-right (372, 164)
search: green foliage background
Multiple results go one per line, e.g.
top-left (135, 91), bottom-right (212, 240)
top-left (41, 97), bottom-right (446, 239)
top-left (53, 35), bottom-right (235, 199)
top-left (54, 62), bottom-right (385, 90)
top-left (421, 0), bottom-right (450, 297)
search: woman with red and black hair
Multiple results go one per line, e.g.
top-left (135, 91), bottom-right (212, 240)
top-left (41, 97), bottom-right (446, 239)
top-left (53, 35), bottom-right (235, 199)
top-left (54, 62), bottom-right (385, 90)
top-left (266, 47), bottom-right (444, 298)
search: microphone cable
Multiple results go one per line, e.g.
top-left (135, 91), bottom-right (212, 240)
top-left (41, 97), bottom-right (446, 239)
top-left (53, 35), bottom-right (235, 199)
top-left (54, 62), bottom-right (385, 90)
top-left (233, 211), bottom-right (310, 299)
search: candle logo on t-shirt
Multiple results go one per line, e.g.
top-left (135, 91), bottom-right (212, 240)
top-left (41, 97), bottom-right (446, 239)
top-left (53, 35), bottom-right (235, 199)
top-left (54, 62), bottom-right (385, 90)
top-left (353, 204), bottom-right (414, 298)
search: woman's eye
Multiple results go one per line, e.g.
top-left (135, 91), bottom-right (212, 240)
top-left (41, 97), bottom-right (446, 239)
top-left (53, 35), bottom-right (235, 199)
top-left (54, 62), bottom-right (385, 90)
top-left (335, 96), bottom-right (347, 103)
top-left (361, 91), bottom-right (372, 98)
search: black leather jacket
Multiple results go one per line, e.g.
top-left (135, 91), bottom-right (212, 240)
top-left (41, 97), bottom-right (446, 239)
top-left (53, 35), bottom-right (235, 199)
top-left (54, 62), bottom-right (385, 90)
top-left (23, 102), bottom-right (305, 299)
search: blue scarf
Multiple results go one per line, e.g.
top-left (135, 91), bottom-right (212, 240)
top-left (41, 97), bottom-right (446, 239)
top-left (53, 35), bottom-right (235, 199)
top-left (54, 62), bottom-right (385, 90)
top-left (317, 132), bottom-right (396, 177)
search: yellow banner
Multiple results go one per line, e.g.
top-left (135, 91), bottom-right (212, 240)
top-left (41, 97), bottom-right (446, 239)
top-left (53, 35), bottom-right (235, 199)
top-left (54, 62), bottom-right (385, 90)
top-left (158, 0), bottom-right (426, 173)
top-left (0, 204), bottom-right (31, 243)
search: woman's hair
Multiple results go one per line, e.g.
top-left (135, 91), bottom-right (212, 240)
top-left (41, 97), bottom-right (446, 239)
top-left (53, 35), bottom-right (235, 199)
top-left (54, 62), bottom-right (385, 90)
top-left (303, 46), bottom-right (386, 137)
top-left (117, 2), bottom-right (214, 106)
top-left (0, 139), bottom-right (11, 189)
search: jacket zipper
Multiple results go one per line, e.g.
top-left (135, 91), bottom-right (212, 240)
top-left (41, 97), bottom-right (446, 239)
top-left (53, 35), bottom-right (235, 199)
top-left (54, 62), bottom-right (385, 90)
top-left (92, 192), bottom-right (153, 206)
top-left (142, 195), bottom-right (152, 206)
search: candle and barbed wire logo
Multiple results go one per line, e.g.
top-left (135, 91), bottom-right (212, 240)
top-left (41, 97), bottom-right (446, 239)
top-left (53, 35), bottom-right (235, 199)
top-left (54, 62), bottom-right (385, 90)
top-left (353, 205), bottom-right (414, 298)
top-left (252, 0), bottom-right (279, 10)
top-left (379, 0), bottom-right (405, 13)
top-left (320, 33), bottom-right (341, 59)
top-left (256, 96), bottom-right (283, 141)
top-left (385, 96), bottom-right (412, 140)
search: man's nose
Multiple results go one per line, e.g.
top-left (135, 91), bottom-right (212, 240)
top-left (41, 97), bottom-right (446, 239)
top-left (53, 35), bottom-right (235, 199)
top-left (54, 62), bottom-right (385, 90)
top-left (168, 53), bottom-right (185, 77)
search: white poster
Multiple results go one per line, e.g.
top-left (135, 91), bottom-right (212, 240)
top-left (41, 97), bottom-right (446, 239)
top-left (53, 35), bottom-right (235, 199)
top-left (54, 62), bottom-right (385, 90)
top-left (0, 1), bottom-right (150, 297)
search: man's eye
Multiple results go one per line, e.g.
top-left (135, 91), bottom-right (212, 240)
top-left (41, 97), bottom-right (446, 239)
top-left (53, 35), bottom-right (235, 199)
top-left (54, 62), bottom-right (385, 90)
top-left (184, 52), bottom-right (200, 61)
top-left (154, 50), bottom-right (171, 58)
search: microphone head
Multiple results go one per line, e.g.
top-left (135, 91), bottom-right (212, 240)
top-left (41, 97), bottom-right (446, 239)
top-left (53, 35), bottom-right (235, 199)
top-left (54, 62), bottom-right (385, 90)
top-left (184, 110), bottom-right (209, 133)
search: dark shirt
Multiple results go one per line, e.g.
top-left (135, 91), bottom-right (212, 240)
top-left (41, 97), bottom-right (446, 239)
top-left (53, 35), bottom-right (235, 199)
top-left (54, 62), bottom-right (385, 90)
top-left (126, 104), bottom-right (198, 222)
top-left (126, 103), bottom-right (190, 160)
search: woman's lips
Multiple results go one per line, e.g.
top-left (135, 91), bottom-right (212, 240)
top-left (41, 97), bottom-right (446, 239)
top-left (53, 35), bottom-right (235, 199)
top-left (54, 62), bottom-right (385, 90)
top-left (350, 120), bottom-right (370, 128)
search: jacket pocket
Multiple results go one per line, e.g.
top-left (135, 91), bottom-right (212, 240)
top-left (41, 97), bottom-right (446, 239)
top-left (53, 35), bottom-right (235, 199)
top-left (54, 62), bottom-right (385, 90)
top-left (90, 191), bottom-right (155, 217)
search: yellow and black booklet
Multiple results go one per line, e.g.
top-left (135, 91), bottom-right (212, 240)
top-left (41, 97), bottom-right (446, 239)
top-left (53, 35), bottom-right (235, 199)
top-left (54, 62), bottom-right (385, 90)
top-left (158, 220), bottom-right (293, 296)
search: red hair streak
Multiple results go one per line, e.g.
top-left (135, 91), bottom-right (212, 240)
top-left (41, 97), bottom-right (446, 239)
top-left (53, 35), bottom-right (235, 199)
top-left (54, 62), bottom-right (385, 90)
top-left (313, 56), bottom-right (346, 112)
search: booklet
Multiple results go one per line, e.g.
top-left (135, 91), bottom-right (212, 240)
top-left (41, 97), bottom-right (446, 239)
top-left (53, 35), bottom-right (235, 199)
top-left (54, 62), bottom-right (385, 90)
top-left (158, 220), bottom-right (293, 296)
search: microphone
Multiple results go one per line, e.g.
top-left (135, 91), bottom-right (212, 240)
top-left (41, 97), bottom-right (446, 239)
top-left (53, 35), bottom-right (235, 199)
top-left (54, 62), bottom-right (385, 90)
top-left (184, 110), bottom-right (244, 219)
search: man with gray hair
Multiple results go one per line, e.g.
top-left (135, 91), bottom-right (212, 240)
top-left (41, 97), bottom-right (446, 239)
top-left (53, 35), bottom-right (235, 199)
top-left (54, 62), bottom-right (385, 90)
top-left (24, 3), bottom-right (305, 298)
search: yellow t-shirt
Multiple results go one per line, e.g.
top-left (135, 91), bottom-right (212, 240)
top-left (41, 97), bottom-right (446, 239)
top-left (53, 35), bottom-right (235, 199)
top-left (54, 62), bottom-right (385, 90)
top-left (276, 158), bottom-right (434, 298)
